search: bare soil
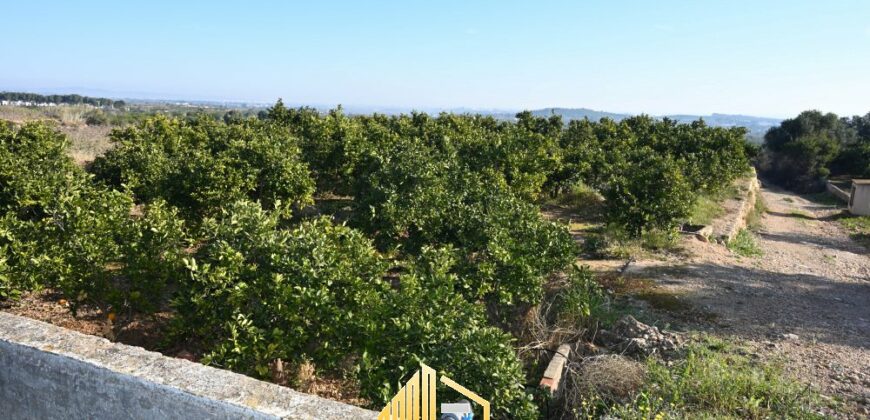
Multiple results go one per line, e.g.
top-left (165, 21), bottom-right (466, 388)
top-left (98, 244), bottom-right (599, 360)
top-left (628, 182), bottom-right (870, 416)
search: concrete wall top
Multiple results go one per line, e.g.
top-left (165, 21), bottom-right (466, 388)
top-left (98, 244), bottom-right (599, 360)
top-left (0, 312), bottom-right (378, 419)
top-left (849, 183), bottom-right (870, 215)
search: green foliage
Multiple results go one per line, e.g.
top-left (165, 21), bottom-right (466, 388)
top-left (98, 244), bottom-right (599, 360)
top-left (553, 265), bottom-right (608, 326)
top-left (601, 152), bottom-right (695, 237)
top-left (118, 201), bottom-right (187, 311)
top-left (0, 249), bottom-right (11, 300)
top-left (90, 115), bottom-right (315, 221)
top-left (581, 226), bottom-right (681, 260)
top-left (0, 105), bottom-right (759, 416)
top-left (762, 110), bottom-right (870, 191)
top-left (690, 184), bottom-right (741, 225)
top-left (556, 116), bottom-right (749, 236)
top-left (358, 248), bottom-right (538, 419)
top-left (0, 121), bottom-right (186, 311)
top-left (262, 102), bottom-right (371, 195)
top-left (84, 110), bottom-right (109, 126)
top-left (840, 214), bottom-right (870, 248)
top-left (351, 136), bottom-right (576, 308)
top-left (601, 338), bottom-right (825, 419)
top-left (727, 229), bottom-right (763, 258)
top-left (580, 232), bottom-right (614, 259)
top-left (0, 121), bottom-right (79, 212)
top-left (174, 201), bottom-right (389, 375)
top-left (172, 206), bottom-right (538, 417)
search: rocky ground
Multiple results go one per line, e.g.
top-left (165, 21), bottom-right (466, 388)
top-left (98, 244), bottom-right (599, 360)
top-left (631, 182), bottom-right (870, 417)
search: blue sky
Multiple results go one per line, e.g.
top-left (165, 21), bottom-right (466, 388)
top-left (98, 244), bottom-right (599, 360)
top-left (2, 0), bottom-right (868, 117)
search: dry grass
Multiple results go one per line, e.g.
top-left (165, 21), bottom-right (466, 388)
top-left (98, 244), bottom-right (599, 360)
top-left (690, 184), bottom-right (742, 225)
top-left (573, 355), bottom-right (647, 400)
top-left (1, 105), bottom-right (115, 164)
top-left (59, 124), bottom-right (114, 164)
top-left (0, 105), bottom-right (46, 122)
top-left (288, 359), bottom-right (369, 407)
top-left (553, 354), bottom-right (647, 418)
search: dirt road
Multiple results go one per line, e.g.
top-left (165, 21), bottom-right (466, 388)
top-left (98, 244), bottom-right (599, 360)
top-left (638, 183), bottom-right (870, 415)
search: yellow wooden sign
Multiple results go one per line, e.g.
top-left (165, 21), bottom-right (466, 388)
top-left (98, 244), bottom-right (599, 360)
top-left (378, 363), bottom-right (490, 420)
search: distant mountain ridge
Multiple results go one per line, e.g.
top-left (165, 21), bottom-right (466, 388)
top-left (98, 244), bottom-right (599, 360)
top-left (513, 108), bottom-right (781, 138)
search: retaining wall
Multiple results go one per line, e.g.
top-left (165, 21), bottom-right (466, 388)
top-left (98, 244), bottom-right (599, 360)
top-left (720, 171), bottom-right (760, 243)
top-left (826, 181), bottom-right (851, 203)
top-left (0, 312), bottom-right (377, 419)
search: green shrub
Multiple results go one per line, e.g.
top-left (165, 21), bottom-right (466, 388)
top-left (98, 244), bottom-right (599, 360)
top-left (0, 121), bottom-right (80, 212)
top-left (601, 152), bottom-right (695, 237)
top-left (116, 200), bottom-right (186, 311)
top-left (84, 110), bottom-right (109, 126)
top-left (173, 201), bottom-right (389, 375)
top-left (0, 107), bottom-right (760, 417)
top-left (3, 185), bottom-right (187, 313)
top-left (555, 116), bottom-right (749, 236)
top-left (90, 115), bottom-right (315, 221)
top-left (639, 229), bottom-right (680, 252)
top-left (554, 265), bottom-right (608, 326)
top-left (0, 121), bottom-right (78, 298)
top-left (262, 102), bottom-right (371, 196)
top-left (352, 137), bottom-right (576, 308)
top-left (0, 121), bottom-right (185, 312)
top-left (762, 111), bottom-right (852, 191)
top-left (358, 248), bottom-right (538, 419)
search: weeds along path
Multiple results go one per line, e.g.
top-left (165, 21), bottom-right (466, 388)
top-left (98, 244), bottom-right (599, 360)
top-left (633, 182), bottom-right (870, 412)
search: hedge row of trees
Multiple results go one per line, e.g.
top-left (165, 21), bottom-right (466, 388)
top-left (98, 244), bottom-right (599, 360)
top-left (761, 110), bottom-right (870, 191)
top-left (0, 91), bottom-right (125, 108)
top-left (0, 102), bottom-right (750, 418)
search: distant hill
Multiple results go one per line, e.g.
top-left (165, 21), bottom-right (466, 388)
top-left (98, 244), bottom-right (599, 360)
top-left (511, 108), bottom-right (780, 140)
top-left (526, 107), bottom-right (630, 121)
top-left (664, 113), bottom-right (781, 138)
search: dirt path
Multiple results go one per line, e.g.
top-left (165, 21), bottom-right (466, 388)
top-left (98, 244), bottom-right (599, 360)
top-left (633, 183), bottom-right (870, 415)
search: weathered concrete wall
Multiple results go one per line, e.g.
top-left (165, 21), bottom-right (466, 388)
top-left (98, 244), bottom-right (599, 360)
top-left (850, 183), bottom-right (870, 216)
top-left (826, 181), bottom-right (851, 203)
top-left (0, 312), bottom-right (377, 419)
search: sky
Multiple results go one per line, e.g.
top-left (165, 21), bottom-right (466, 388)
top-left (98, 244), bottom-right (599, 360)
top-left (2, 0), bottom-right (869, 117)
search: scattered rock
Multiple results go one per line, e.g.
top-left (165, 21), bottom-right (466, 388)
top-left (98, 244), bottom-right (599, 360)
top-left (781, 333), bottom-right (799, 340)
top-left (597, 315), bottom-right (681, 358)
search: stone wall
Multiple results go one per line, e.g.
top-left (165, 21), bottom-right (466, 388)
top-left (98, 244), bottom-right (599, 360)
top-left (0, 312), bottom-right (377, 419)
top-left (720, 171), bottom-right (760, 243)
